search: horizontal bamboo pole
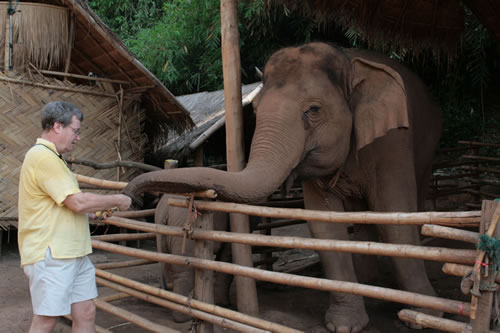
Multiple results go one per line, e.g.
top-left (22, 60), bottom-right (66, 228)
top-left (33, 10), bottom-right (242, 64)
top-left (95, 259), bottom-right (155, 270)
top-left (0, 75), bottom-right (117, 97)
top-left (96, 269), bottom-right (297, 333)
top-left (168, 198), bottom-right (481, 226)
top-left (98, 292), bottom-right (131, 303)
top-left (114, 209), bottom-right (156, 218)
top-left (94, 298), bottom-right (179, 333)
top-left (92, 232), bottom-right (156, 242)
top-left (102, 216), bottom-right (476, 264)
top-left (76, 174), bottom-right (128, 190)
top-left (76, 174), bottom-right (217, 198)
top-left (39, 69), bottom-right (131, 85)
top-left (397, 309), bottom-right (491, 333)
top-left (92, 240), bottom-right (471, 316)
top-left (458, 141), bottom-right (500, 148)
top-left (421, 225), bottom-right (479, 244)
top-left (462, 154), bottom-right (500, 163)
top-left (442, 263), bottom-right (500, 284)
top-left (96, 276), bottom-right (272, 333)
top-left (431, 172), bottom-right (475, 181)
top-left (67, 157), bottom-right (161, 172)
top-left (464, 166), bottom-right (500, 175)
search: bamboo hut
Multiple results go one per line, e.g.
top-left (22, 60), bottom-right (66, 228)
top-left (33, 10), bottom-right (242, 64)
top-left (148, 82), bottom-right (262, 167)
top-left (0, 0), bottom-right (193, 223)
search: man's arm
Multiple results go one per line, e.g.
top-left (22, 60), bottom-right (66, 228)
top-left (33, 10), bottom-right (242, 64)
top-left (63, 192), bottom-right (131, 213)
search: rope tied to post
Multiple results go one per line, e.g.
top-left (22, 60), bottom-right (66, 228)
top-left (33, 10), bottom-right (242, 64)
top-left (478, 234), bottom-right (500, 271)
top-left (181, 193), bottom-right (202, 254)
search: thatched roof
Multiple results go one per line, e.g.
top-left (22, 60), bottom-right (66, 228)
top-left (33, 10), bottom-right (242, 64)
top-left (4, 0), bottom-right (193, 141)
top-left (150, 82), bottom-right (262, 163)
top-left (265, 1), bottom-right (500, 54)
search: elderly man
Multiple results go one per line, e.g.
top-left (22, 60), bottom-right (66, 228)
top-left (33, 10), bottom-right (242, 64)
top-left (18, 101), bottom-right (131, 333)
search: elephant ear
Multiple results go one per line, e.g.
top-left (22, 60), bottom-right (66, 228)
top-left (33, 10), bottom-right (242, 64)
top-left (350, 57), bottom-right (409, 152)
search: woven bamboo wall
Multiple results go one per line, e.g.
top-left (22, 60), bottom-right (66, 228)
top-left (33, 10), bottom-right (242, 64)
top-left (0, 73), bottom-right (147, 218)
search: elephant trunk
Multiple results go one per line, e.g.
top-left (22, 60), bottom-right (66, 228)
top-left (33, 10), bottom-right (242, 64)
top-left (124, 108), bottom-right (305, 203)
top-left (123, 165), bottom-right (282, 203)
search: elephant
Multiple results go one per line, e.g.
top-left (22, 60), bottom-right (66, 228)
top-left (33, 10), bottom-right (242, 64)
top-left (155, 194), bottom-right (233, 322)
top-left (124, 42), bottom-right (442, 333)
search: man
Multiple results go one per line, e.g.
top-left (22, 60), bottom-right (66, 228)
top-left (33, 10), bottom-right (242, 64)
top-left (18, 101), bottom-right (132, 333)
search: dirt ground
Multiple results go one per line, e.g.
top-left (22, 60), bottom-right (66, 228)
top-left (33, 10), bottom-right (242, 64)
top-left (0, 196), bottom-right (488, 332)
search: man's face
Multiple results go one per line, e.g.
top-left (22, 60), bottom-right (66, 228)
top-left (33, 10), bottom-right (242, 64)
top-left (57, 115), bottom-right (81, 154)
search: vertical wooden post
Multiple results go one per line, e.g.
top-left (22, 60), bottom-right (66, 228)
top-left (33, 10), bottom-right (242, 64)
top-left (4, 11), bottom-right (10, 71)
top-left (194, 212), bottom-right (215, 333)
top-left (220, 0), bottom-right (259, 316)
top-left (470, 200), bottom-right (500, 332)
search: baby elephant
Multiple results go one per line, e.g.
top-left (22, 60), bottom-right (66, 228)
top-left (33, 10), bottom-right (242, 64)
top-left (155, 194), bottom-right (233, 323)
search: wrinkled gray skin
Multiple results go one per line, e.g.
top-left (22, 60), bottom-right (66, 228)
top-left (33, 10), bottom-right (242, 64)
top-left (125, 42), bottom-right (442, 333)
top-left (155, 195), bottom-right (232, 323)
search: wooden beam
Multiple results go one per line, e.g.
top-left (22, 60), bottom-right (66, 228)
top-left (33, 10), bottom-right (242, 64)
top-left (40, 70), bottom-right (130, 85)
top-left (0, 75), bottom-right (116, 97)
top-left (220, 0), bottom-right (258, 316)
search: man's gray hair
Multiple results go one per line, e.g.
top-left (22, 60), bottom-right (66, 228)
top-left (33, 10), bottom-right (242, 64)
top-left (41, 101), bottom-right (83, 130)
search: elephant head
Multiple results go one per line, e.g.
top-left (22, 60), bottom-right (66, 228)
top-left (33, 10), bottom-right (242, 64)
top-left (123, 42), bottom-right (410, 203)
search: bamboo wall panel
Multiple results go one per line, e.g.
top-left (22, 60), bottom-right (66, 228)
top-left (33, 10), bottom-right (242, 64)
top-left (0, 73), bottom-right (147, 218)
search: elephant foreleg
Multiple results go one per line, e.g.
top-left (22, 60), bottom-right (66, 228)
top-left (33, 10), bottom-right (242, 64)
top-left (302, 180), bottom-right (369, 333)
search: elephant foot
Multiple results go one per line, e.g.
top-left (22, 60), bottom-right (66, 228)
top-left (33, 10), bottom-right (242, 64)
top-left (325, 294), bottom-right (369, 333)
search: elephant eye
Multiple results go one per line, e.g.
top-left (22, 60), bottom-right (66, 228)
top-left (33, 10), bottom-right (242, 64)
top-left (305, 105), bottom-right (320, 115)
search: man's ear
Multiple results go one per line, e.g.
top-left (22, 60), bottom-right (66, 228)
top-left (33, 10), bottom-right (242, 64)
top-left (53, 122), bottom-right (63, 133)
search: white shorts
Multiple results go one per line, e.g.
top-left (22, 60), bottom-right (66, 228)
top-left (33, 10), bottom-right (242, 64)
top-left (23, 248), bottom-right (98, 316)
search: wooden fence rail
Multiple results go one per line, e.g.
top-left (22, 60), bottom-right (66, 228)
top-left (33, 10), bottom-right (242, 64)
top-left (102, 216), bottom-right (477, 264)
top-left (92, 239), bottom-right (472, 317)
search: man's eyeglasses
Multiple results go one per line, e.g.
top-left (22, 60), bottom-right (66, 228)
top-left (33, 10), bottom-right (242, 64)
top-left (67, 126), bottom-right (81, 136)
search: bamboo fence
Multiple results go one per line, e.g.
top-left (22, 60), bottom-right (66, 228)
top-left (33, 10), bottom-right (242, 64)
top-left (92, 239), bottom-right (472, 317)
top-left (431, 141), bottom-right (499, 206)
top-left (102, 216), bottom-right (477, 264)
top-left (90, 197), bottom-right (500, 332)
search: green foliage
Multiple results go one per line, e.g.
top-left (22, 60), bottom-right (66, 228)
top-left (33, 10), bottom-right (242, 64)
top-left (88, 0), bottom-right (164, 44)
top-left (123, 1), bottom-right (326, 95)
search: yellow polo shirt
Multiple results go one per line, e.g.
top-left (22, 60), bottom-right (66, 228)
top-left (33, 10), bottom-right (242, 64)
top-left (18, 138), bottom-right (91, 267)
